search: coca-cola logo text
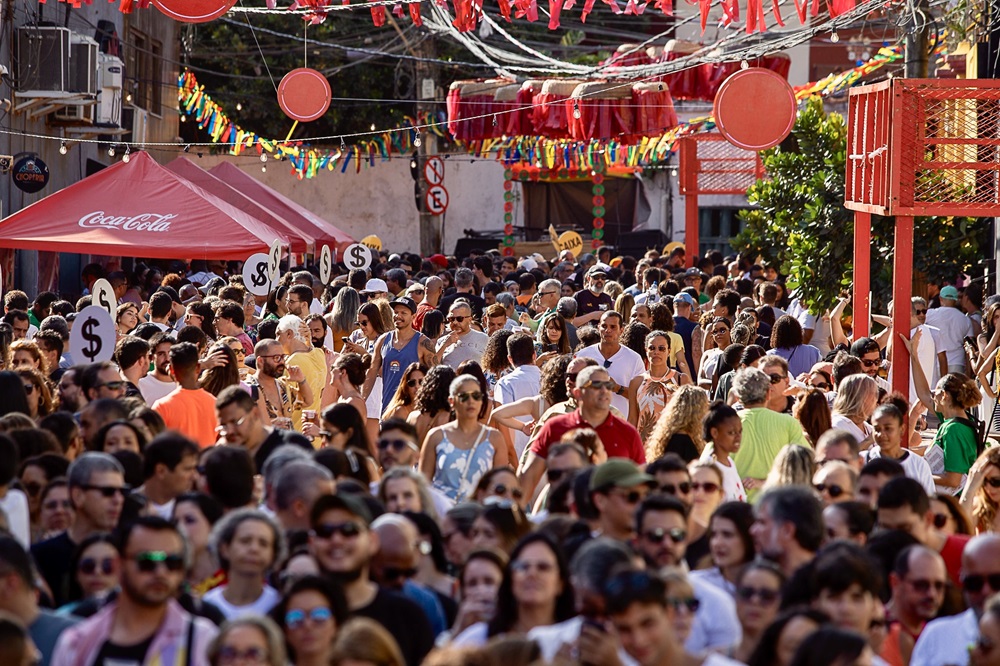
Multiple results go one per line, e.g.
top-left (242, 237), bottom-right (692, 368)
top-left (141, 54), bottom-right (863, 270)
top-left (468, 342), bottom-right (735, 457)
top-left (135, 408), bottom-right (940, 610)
top-left (78, 212), bottom-right (176, 232)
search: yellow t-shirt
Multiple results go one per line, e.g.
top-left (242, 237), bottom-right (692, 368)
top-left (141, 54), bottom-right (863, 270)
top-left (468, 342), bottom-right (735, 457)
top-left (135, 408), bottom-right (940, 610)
top-left (286, 348), bottom-right (327, 432)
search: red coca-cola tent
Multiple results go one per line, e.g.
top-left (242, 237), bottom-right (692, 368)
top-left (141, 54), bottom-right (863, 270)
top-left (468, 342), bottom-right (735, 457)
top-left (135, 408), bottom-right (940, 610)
top-left (209, 161), bottom-right (354, 255)
top-left (0, 151), bottom-right (288, 260)
top-left (165, 157), bottom-right (315, 255)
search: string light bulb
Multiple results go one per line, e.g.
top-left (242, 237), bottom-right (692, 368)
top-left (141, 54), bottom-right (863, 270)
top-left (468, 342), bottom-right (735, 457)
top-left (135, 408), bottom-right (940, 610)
top-left (340, 137), bottom-right (347, 151)
top-left (413, 135), bottom-right (422, 148)
top-left (740, 59), bottom-right (749, 69)
top-left (122, 147), bottom-right (131, 163)
top-left (370, 123), bottom-right (376, 131)
top-left (108, 146), bottom-right (116, 157)
top-left (261, 165), bottom-right (267, 173)
top-left (572, 101), bottom-right (581, 120)
top-left (260, 152), bottom-right (268, 163)
top-left (830, 31), bottom-right (840, 42)
top-left (59, 142), bottom-right (68, 155)
top-left (236, 102), bottom-right (243, 111)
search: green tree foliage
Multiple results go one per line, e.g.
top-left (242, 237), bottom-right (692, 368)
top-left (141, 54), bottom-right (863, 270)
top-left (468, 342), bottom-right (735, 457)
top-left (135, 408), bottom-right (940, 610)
top-left (731, 96), bottom-right (988, 314)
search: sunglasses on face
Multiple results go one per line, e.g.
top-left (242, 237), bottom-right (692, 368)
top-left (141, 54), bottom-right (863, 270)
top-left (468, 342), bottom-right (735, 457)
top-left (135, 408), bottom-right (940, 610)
top-left (691, 481), bottom-right (720, 493)
top-left (132, 551), bottom-right (185, 573)
top-left (81, 484), bottom-right (130, 498)
top-left (985, 477), bottom-right (1000, 488)
top-left (660, 482), bottom-right (691, 495)
top-left (79, 557), bottom-right (116, 575)
top-left (610, 488), bottom-right (645, 504)
top-left (312, 522), bottom-right (363, 539)
top-left (643, 527), bottom-right (687, 543)
top-left (492, 484), bottom-right (524, 500)
top-left (285, 606), bottom-right (333, 630)
top-left (737, 585), bottom-right (780, 605)
top-left (814, 483), bottom-right (846, 498)
top-left (666, 597), bottom-right (700, 613)
top-left (584, 380), bottom-right (615, 391)
top-left (963, 573), bottom-right (1000, 593)
top-left (447, 316), bottom-right (468, 323)
top-left (932, 513), bottom-right (950, 529)
top-left (811, 382), bottom-right (831, 390)
top-left (456, 391), bottom-right (483, 403)
top-left (406, 378), bottom-right (424, 388)
top-left (547, 468), bottom-right (571, 484)
top-left (356, 319), bottom-right (370, 327)
top-left (914, 309), bottom-right (928, 315)
top-left (377, 438), bottom-right (418, 452)
top-left (861, 358), bottom-right (881, 368)
top-left (768, 374), bottom-right (787, 384)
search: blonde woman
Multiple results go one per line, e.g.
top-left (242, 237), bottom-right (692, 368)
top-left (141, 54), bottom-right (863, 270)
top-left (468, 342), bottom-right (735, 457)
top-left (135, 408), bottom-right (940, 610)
top-left (646, 385), bottom-right (709, 463)
top-left (615, 292), bottom-right (635, 324)
top-left (330, 618), bottom-right (405, 666)
top-left (831, 374), bottom-right (879, 449)
top-left (960, 447), bottom-right (1000, 533)
top-left (762, 444), bottom-right (816, 493)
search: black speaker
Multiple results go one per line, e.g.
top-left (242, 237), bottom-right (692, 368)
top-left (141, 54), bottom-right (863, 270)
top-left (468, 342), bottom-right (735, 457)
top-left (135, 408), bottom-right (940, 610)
top-left (616, 230), bottom-right (669, 259)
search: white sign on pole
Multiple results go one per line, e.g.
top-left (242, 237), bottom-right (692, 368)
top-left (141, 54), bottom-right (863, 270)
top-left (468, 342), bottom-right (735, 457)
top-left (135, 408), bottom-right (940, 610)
top-left (343, 243), bottom-right (375, 272)
top-left (268, 239), bottom-right (282, 282)
top-left (242, 253), bottom-right (273, 297)
top-left (70, 305), bottom-right (116, 364)
top-left (320, 245), bottom-right (333, 285)
top-left (90, 278), bottom-right (117, 320)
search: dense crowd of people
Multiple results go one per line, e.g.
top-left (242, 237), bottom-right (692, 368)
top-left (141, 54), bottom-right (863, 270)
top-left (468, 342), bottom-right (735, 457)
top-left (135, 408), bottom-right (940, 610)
top-left (0, 244), bottom-right (994, 666)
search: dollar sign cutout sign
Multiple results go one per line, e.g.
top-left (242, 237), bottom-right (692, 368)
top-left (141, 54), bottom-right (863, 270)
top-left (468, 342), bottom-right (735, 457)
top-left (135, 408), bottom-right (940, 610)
top-left (90, 278), bottom-right (117, 320)
top-left (242, 253), bottom-right (273, 298)
top-left (343, 243), bottom-right (374, 272)
top-left (320, 245), bottom-right (333, 286)
top-left (70, 306), bottom-right (115, 364)
top-left (268, 239), bottom-right (282, 283)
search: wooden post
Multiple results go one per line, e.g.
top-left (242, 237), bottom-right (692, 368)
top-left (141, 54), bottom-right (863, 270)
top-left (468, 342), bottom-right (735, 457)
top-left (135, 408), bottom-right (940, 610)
top-left (891, 216), bottom-right (914, 397)
top-left (853, 211), bottom-right (871, 338)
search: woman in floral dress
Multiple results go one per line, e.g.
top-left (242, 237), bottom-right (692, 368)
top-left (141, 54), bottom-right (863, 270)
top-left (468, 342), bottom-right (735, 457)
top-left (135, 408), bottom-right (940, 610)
top-left (628, 330), bottom-right (692, 440)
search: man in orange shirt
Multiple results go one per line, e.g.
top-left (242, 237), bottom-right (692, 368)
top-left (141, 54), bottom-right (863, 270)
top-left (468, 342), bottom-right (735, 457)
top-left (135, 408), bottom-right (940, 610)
top-left (152, 342), bottom-right (219, 447)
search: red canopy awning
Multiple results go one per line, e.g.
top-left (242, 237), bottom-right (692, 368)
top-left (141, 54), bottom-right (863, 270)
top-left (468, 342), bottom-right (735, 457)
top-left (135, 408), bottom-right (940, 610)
top-left (0, 152), bottom-right (288, 260)
top-left (209, 162), bottom-right (354, 255)
top-left (165, 157), bottom-right (315, 255)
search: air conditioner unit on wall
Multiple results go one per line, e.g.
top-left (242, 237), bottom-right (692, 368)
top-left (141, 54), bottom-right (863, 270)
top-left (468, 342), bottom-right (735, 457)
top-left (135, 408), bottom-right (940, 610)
top-left (53, 104), bottom-right (95, 123)
top-left (16, 26), bottom-right (70, 94)
top-left (121, 105), bottom-right (148, 146)
top-left (96, 54), bottom-right (123, 126)
top-left (68, 34), bottom-right (99, 95)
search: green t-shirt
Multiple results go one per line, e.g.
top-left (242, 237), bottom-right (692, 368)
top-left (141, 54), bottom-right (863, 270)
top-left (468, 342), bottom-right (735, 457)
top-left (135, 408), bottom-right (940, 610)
top-left (935, 411), bottom-right (978, 475)
top-left (732, 407), bottom-right (810, 501)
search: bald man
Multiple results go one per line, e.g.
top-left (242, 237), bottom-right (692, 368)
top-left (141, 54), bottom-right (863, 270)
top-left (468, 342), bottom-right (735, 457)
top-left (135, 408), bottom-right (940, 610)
top-left (413, 276), bottom-right (443, 330)
top-left (911, 534), bottom-right (1000, 666)
top-left (370, 515), bottom-right (448, 635)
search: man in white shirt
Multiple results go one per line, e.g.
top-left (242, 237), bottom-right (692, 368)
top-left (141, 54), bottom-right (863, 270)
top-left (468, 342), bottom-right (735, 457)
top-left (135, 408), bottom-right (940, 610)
top-left (925, 285), bottom-right (974, 375)
top-left (138, 333), bottom-right (177, 405)
top-left (436, 301), bottom-right (489, 370)
top-left (911, 533), bottom-right (1000, 666)
top-left (575, 311), bottom-right (645, 419)
top-left (493, 333), bottom-right (541, 460)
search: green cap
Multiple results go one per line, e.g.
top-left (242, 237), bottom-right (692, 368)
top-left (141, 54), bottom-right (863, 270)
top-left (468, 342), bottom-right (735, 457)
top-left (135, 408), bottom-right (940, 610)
top-left (589, 459), bottom-right (655, 491)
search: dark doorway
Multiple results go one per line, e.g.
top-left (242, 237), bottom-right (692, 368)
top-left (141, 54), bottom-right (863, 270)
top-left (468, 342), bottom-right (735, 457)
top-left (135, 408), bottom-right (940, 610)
top-left (522, 177), bottom-right (637, 247)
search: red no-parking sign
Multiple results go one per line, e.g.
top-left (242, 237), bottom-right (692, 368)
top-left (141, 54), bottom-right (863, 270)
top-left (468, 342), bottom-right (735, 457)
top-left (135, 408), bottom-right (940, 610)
top-left (425, 185), bottom-right (449, 216)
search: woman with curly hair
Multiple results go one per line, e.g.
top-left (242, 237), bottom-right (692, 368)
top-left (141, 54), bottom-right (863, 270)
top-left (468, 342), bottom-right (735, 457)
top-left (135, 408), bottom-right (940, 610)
top-left (646, 385), bottom-right (709, 463)
top-left (15, 367), bottom-right (54, 420)
top-left (620, 321), bottom-right (650, 363)
top-left (407, 365), bottom-right (457, 446)
top-left (481, 329), bottom-right (514, 390)
top-left (770, 315), bottom-right (822, 378)
top-left (9, 340), bottom-right (48, 376)
top-left (960, 447), bottom-right (1000, 533)
top-left (629, 331), bottom-right (691, 441)
top-left (381, 362), bottom-right (426, 422)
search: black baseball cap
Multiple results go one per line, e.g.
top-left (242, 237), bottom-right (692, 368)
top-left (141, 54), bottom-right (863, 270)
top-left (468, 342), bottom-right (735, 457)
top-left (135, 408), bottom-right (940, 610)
top-left (390, 297), bottom-right (417, 314)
